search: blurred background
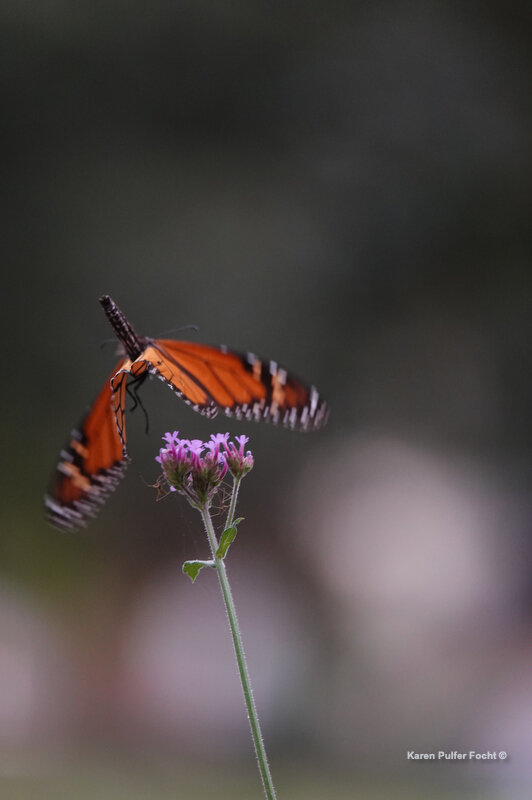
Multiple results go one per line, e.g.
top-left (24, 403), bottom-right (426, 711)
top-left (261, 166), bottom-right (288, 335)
top-left (1, 2), bottom-right (531, 798)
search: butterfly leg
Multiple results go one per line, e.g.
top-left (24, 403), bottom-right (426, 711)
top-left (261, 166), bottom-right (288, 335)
top-left (126, 371), bottom-right (150, 434)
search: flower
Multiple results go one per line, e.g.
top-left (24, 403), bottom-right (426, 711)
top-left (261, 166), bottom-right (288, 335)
top-left (218, 433), bottom-right (254, 478)
top-left (156, 431), bottom-right (252, 509)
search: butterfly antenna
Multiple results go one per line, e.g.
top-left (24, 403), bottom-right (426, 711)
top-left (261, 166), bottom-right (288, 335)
top-left (156, 324), bottom-right (199, 337)
top-left (99, 337), bottom-right (120, 350)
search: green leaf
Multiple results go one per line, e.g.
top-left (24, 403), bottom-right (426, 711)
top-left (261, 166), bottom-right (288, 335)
top-left (216, 518), bottom-right (244, 559)
top-left (183, 560), bottom-right (213, 582)
top-left (216, 527), bottom-right (237, 559)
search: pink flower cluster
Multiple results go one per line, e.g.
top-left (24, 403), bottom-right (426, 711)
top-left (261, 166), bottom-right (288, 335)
top-left (156, 431), bottom-right (254, 508)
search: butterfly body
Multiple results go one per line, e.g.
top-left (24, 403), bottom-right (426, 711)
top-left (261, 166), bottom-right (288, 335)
top-left (100, 294), bottom-right (147, 359)
top-left (46, 296), bottom-right (328, 531)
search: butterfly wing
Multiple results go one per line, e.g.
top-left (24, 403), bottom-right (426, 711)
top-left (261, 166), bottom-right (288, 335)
top-left (45, 361), bottom-right (130, 531)
top-left (116, 340), bottom-right (328, 431)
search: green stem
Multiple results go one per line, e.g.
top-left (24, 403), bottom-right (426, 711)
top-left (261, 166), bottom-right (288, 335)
top-left (224, 475), bottom-right (242, 530)
top-left (201, 504), bottom-right (277, 800)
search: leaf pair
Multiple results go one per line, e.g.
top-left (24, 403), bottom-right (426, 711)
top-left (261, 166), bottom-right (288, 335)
top-left (183, 517), bottom-right (244, 582)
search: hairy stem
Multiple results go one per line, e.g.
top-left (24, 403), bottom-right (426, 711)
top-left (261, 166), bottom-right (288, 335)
top-left (201, 504), bottom-right (277, 800)
top-left (224, 475), bottom-right (242, 530)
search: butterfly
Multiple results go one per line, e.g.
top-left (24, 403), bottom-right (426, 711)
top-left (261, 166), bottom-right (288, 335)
top-left (45, 295), bottom-right (329, 531)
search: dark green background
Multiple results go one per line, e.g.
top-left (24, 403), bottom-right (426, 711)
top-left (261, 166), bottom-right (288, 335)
top-left (1, 3), bottom-right (531, 798)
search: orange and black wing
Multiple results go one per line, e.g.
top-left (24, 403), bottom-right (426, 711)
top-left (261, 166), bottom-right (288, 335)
top-left (113, 340), bottom-right (328, 432)
top-left (45, 362), bottom-right (130, 531)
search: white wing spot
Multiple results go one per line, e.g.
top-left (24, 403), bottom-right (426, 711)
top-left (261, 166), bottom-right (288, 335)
top-left (309, 387), bottom-right (319, 415)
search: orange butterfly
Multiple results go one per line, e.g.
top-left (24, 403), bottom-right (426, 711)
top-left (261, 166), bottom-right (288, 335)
top-left (45, 295), bottom-right (328, 531)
